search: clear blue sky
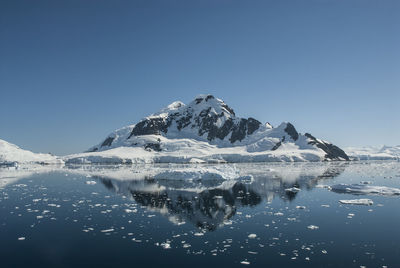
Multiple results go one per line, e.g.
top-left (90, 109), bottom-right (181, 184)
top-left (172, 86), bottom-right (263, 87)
top-left (1, 0), bottom-right (399, 155)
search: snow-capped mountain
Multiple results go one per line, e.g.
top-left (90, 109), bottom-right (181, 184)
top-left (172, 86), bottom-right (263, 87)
top-left (65, 94), bottom-right (348, 164)
top-left (0, 139), bottom-right (62, 166)
top-left (345, 145), bottom-right (400, 160)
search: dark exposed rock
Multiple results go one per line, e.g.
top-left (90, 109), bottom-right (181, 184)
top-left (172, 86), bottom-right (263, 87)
top-left (230, 119), bottom-right (247, 143)
top-left (203, 117), bottom-right (234, 141)
top-left (101, 137), bottom-right (115, 147)
top-left (176, 113), bottom-right (193, 130)
top-left (205, 94), bottom-right (214, 101)
top-left (221, 103), bottom-right (235, 116)
top-left (247, 118), bottom-right (261, 135)
top-left (144, 143), bottom-right (162, 152)
top-left (195, 97), bottom-right (203, 104)
top-left (271, 141), bottom-right (282, 151)
top-left (284, 123), bottom-right (299, 141)
top-left (229, 118), bottom-right (262, 143)
top-left (128, 118), bottom-right (168, 139)
top-left (305, 133), bottom-right (349, 161)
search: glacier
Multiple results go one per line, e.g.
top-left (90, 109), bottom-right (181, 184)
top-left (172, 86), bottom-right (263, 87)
top-left (0, 139), bottom-right (62, 166)
top-left (345, 145), bottom-right (400, 160)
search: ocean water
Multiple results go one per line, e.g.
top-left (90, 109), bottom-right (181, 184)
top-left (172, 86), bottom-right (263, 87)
top-left (0, 161), bottom-right (399, 268)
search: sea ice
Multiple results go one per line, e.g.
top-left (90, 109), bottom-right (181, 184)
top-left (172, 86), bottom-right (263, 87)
top-left (307, 225), bottom-right (319, 230)
top-left (331, 184), bottom-right (400, 196)
top-left (339, 199), bottom-right (373, 206)
top-left (285, 187), bottom-right (301, 193)
top-left (248, 234), bottom-right (257, 239)
top-left (100, 228), bottom-right (114, 233)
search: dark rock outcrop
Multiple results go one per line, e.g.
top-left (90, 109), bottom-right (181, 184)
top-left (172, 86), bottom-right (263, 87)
top-left (128, 118), bottom-right (168, 138)
top-left (284, 123), bottom-right (299, 141)
top-left (305, 133), bottom-right (349, 161)
top-left (101, 137), bottom-right (115, 147)
top-left (144, 143), bottom-right (162, 152)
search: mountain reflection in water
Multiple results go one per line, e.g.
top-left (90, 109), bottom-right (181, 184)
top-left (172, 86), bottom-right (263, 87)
top-left (81, 163), bottom-right (347, 231)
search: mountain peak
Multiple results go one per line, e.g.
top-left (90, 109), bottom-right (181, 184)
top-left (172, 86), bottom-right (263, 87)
top-left (87, 94), bottom-right (349, 161)
top-left (187, 94), bottom-right (236, 117)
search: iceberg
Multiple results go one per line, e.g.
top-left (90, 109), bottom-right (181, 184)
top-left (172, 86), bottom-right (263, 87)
top-left (339, 199), bottom-right (374, 205)
top-left (331, 184), bottom-right (400, 196)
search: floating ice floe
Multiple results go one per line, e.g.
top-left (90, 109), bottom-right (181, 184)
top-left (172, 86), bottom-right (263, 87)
top-left (330, 184), bottom-right (400, 196)
top-left (248, 234), bottom-right (257, 239)
top-left (193, 232), bottom-right (204, 236)
top-left (153, 166), bottom-right (239, 181)
top-left (285, 187), bottom-right (301, 193)
top-left (307, 225), bottom-right (319, 230)
top-left (100, 228), bottom-right (114, 233)
top-left (160, 242), bottom-right (171, 249)
top-left (339, 199), bottom-right (373, 206)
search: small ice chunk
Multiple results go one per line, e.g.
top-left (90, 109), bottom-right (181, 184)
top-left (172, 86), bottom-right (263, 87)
top-left (315, 184), bottom-right (331, 189)
top-left (194, 232), bottom-right (204, 236)
top-left (339, 199), bottom-right (373, 206)
top-left (161, 242), bottom-right (171, 249)
top-left (331, 184), bottom-right (400, 196)
top-left (18, 237), bottom-right (25, 241)
top-left (125, 209), bottom-right (137, 213)
top-left (86, 181), bottom-right (97, 185)
top-left (240, 260), bottom-right (250, 265)
top-left (285, 187), bottom-right (301, 193)
top-left (307, 225), bottom-right (319, 230)
top-left (248, 234), bottom-right (257, 239)
top-left (100, 228), bottom-right (114, 233)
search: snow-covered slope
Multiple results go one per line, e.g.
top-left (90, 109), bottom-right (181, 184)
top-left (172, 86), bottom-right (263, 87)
top-left (65, 94), bottom-right (348, 164)
top-left (0, 139), bottom-right (62, 166)
top-left (345, 145), bottom-right (400, 160)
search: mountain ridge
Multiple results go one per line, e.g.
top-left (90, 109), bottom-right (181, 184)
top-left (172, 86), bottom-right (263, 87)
top-left (85, 94), bottom-right (349, 162)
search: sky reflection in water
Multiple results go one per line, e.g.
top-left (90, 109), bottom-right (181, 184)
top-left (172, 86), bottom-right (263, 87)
top-left (0, 162), bottom-right (399, 268)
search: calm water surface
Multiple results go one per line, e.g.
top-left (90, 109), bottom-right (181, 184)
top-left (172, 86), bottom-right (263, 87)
top-left (0, 162), bottom-right (399, 268)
